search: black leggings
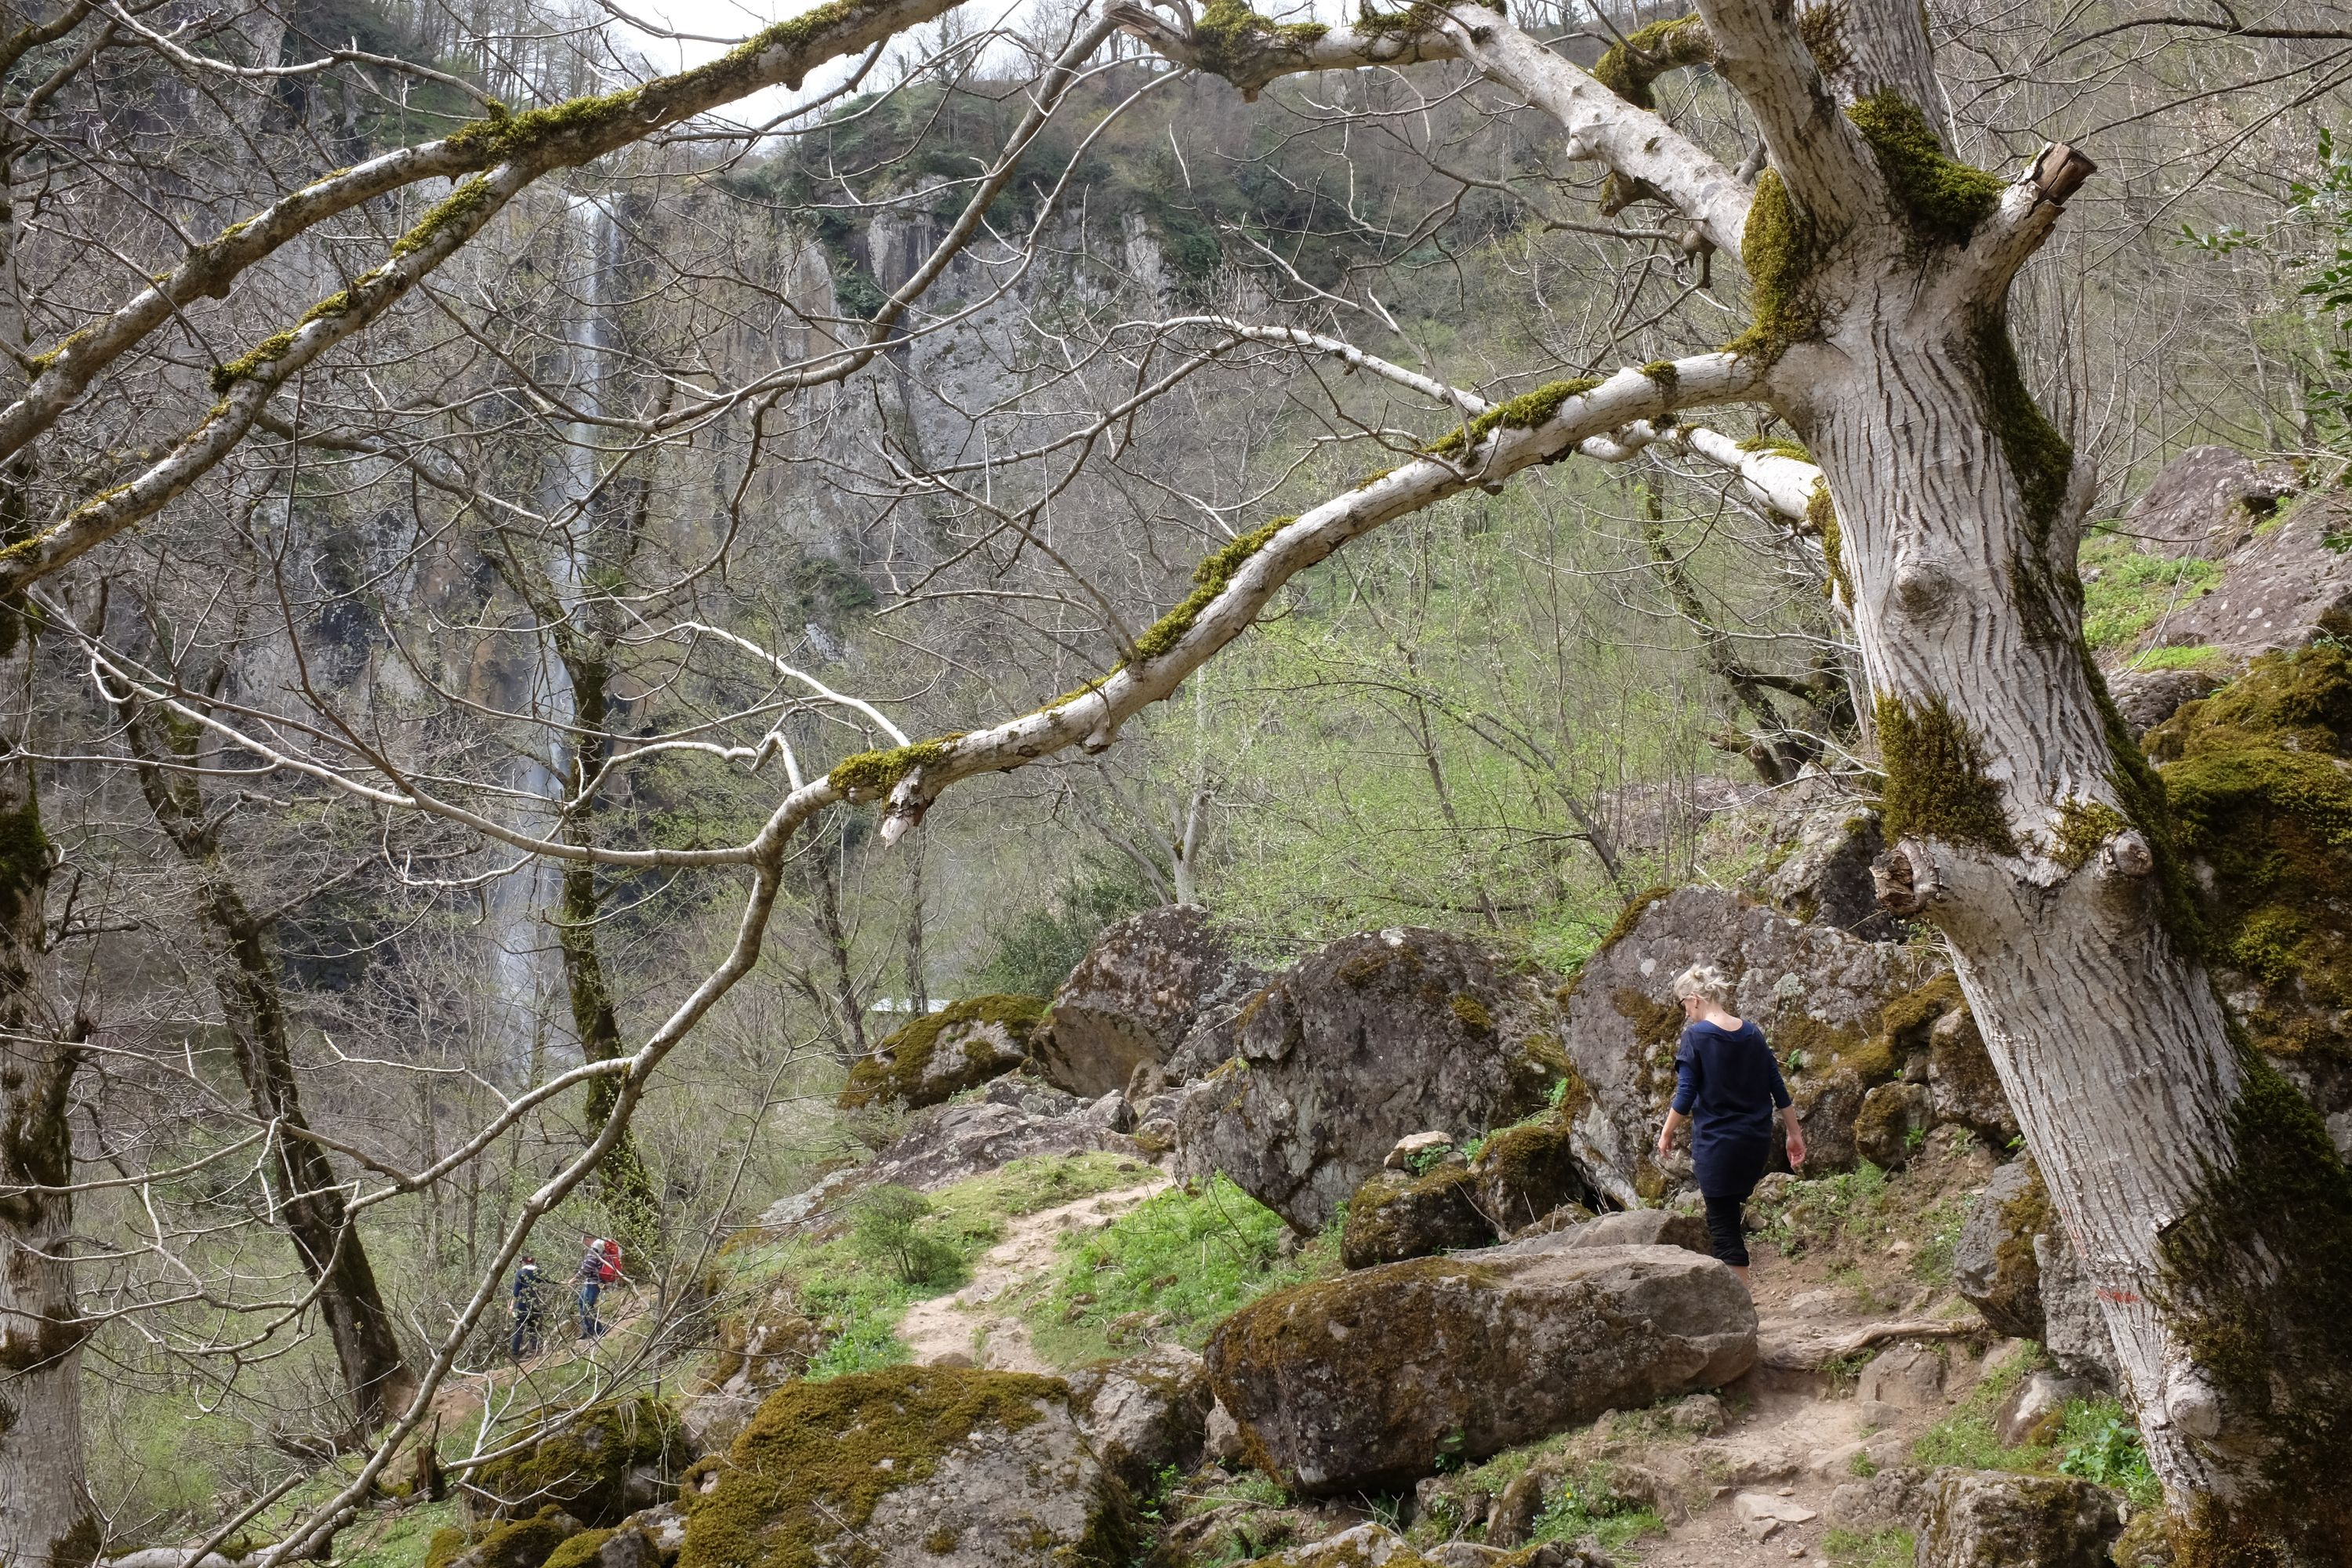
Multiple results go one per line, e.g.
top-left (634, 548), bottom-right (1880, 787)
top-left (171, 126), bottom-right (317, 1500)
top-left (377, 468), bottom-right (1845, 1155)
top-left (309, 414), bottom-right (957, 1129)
top-left (1704, 1193), bottom-right (1750, 1269)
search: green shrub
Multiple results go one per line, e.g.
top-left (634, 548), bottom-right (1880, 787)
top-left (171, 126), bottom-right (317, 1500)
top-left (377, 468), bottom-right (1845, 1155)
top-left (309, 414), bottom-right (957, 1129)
top-left (2056, 1397), bottom-right (2161, 1510)
top-left (1527, 1466), bottom-right (1666, 1552)
top-left (850, 1185), bottom-right (963, 1287)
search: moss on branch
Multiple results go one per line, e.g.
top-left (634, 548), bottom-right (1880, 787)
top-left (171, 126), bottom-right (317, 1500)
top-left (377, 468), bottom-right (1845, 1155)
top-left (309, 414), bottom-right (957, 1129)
top-left (1847, 91), bottom-right (2004, 249)
top-left (1422, 377), bottom-right (1603, 459)
top-left (1590, 13), bottom-right (1714, 109)
top-left (1130, 516), bottom-right (1292, 661)
top-left (828, 737), bottom-right (957, 797)
top-left (1723, 169), bottom-right (1825, 366)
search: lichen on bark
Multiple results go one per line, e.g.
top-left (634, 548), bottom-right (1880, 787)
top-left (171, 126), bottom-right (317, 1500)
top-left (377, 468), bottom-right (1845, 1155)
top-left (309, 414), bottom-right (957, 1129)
top-left (1874, 693), bottom-right (2016, 854)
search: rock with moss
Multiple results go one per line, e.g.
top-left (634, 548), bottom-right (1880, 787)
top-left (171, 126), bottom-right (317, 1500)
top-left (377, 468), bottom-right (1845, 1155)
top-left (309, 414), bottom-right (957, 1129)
top-left (1174, 927), bottom-right (1577, 1232)
top-left (2147, 644), bottom-right (2352, 1144)
top-left (2125, 493), bottom-right (2352, 665)
top-left (757, 1080), bottom-right (1141, 1232)
top-left (1065, 1345), bottom-right (1214, 1493)
top-left (2119, 445), bottom-right (2299, 561)
top-left (1206, 1236), bottom-right (1755, 1495)
top-left (1853, 1081), bottom-right (1933, 1168)
top-left (1950, 1159), bottom-right (2120, 1388)
top-left (2106, 666), bottom-right (2226, 741)
top-left (1032, 905), bottom-right (1268, 1098)
top-left (675, 1364), bottom-right (1131, 1568)
top-left (1471, 1114), bottom-right (1605, 1234)
top-left (1340, 1163), bottom-right (1490, 1269)
top-left (1925, 1004), bottom-right (2019, 1147)
top-left (837, 995), bottom-right (1047, 1111)
top-left (1560, 887), bottom-right (1947, 1197)
top-left (683, 1287), bottom-right (825, 1453)
top-left (1913, 1471), bottom-right (2119, 1568)
top-left (438, 1508), bottom-right (586, 1568)
top-left (1758, 807), bottom-right (1897, 941)
top-left (468, 1400), bottom-right (692, 1527)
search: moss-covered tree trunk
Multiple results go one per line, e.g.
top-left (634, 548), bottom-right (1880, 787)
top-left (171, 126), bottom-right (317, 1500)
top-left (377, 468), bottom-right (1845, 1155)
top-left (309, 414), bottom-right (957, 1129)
top-left (1695, 0), bottom-right (2352, 1552)
top-left (113, 697), bottom-right (419, 1433)
top-left (0, 655), bottom-right (96, 1566)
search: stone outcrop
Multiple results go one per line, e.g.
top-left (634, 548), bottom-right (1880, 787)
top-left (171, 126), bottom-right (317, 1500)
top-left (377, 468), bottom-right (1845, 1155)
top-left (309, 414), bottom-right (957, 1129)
top-left (466, 1399), bottom-right (691, 1527)
top-left (1759, 808), bottom-right (1897, 942)
top-left (1065, 1346), bottom-right (1215, 1493)
top-left (1914, 1471), bottom-right (2120, 1568)
top-left (1341, 1163), bottom-right (1491, 1269)
top-left (837, 996), bottom-right (1046, 1110)
top-left (2120, 444), bottom-right (2298, 560)
top-left (1174, 927), bottom-right (1574, 1232)
top-left (1341, 1116), bottom-right (1611, 1269)
top-left (681, 1288), bottom-right (825, 1454)
top-left (758, 1077), bottom-right (1140, 1231)
top-left (2129, 492), bottom-right (2352, 662)
top-left (1560, 887), bottom-right (1951, 1196)
top-left (1853, 1081), bottom-right (1933, 1169)
top-left (1033, 906), bottom-right (1266, 1098)
top-left (1951, 1157), bottom-right (2121, 1387)
top-left (1205, 1236), bottom-right (1755, 1494)
top-left (431, 1508), bottom-right (585, 1568)
top-left (675, 1365), bottom-right (1130, 1568)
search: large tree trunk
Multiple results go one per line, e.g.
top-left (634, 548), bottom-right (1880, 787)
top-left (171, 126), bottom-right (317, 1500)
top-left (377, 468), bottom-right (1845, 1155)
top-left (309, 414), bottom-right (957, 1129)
top-left (113, 699), bottom-right (419, 1432)
top-left (0, 629), bottom-right (96, 1568)
top-left (1703, 0), bottom-right (2352, 1548)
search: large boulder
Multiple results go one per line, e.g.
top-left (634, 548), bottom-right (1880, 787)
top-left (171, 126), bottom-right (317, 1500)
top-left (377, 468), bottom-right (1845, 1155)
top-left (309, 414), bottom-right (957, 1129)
top-left (1341, 1163), bottom-right (1491, 1269)
top-left (1759, 807), bottom-right (1899, 942)
top-left (757, 1078), bottom-right (1140, 1231)
top-left (1561, 887), bottom-right (1949, 1199)
top-left (1031, 905), bottom-right (1266, 1098)
top-left (1065, 1345), bottom-right (1215, 1493)
top-left (467, 1399), bottom-right (691, 1526)
top-left (1926, 1003), bottom-right (2020, 1148)
top-left (837, 996), bottom-right (1046, 1110)
top-left (676, 1365), bottom-right (1131, 1568)
top-left (2119, 444), bottom-right (2298, 560)
top-left (431, 1508), bottom-right (585, 1568)
top-left (1174, 928), bottom-right (1573, 1232)
top-left (682, 1287), bottom-right (826, 1454)
top-left (1915, 1471), bottom-right (2120, 1568)
top-left (1205, 1235), bottom-right (1755, 1494)
top-left (2129, 492), bottom-right (2352, 662)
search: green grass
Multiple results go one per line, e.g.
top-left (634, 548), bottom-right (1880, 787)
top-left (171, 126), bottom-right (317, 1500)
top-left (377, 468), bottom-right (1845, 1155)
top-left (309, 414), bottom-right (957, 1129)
top-left (1911, 1391), bottom-right (2157, 1509)
top-left (2119, 644), bottom-right (2226, 673)
top-left (1757, 1163), bottom-right (1889, 1257)
top-left (2079, 537), bottom-right (2221, 651)
top-left (1016, 1175), bottom-right (1340, 1365)
top-left (721, 1154), bottom-right (1165, 1381)
top-left (1824, 1526), bottom-right (1914, 1568)
top-left (336, 1500), bottom-right (463, 1568)
top-left (1527, 1466), bottom-right (1666, 1555)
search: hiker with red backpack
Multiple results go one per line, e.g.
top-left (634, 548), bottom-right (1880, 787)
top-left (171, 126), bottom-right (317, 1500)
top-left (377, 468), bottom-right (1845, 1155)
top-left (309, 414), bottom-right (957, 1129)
top-left (575, 1236), bottom-right (622, 1340)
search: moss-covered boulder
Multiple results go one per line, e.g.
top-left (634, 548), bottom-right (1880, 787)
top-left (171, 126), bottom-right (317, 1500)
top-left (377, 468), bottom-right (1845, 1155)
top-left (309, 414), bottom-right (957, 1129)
top-left (1340, 1163), bottom-right (1490, 1269)
top-left (1032, 905), bottom-right (1267, 1098)
top-left (684, 1286), bottom-right (826, 1453)
top-left (1853, 1080), bottom-right (1933, 1168)
top-left (838, 996), bottom-right (1046, 1111)
top-left (1206, 1237), bottom-right (1754, 1496)
top-left (1952, 1157), bottom-right (2050, 1338)
top-left (2148, 644), bottom-right (2352, 1143)
top-left (433, 1507), bottom-right (586, 1568)
top-left (1914, 1471), bottom-right (2119, 1568)
top-left (1472, 1114), bottom-right (1603, 1233)
top-left (1174, 927), bottom-right (1577, 1232)
top-left (469, 1399), bottom-right (693, 1527)
top-left (676, 1364), bottom-right (1131, 1568)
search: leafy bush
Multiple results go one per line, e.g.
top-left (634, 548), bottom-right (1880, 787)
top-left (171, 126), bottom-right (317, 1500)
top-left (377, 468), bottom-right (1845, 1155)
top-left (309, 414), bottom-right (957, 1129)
top-left (966, 858), bottom-right (1155, 996)
top-left (851, 1185), bottom-right (964, 1287)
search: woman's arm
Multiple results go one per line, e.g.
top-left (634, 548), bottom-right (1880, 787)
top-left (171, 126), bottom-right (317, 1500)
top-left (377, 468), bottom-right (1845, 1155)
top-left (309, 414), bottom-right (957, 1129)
top-left (1659, 1031), bottom-right (1699, 1157)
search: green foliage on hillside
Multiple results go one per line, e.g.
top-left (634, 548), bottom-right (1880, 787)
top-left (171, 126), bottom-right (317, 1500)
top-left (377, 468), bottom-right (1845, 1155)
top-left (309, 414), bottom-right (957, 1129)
top-left (2079, 534), bottom-right (2221, 650)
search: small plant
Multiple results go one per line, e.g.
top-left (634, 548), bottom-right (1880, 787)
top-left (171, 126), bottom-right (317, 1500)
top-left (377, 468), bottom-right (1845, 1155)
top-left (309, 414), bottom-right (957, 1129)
top-left (1405, 1142), bottom-right (1458, 1176)
top-left (1848, 1450), bottom-right (1880, 1478)
top-left (1824, 1526), bottom-right (1914, 1568)
top-left (2057, 1399), bottom-right (2161, 1510)
top-left (850, 1185), bottom-right (962, 1287)
top-left (1527, 1466), bottom-right (1666, 1555)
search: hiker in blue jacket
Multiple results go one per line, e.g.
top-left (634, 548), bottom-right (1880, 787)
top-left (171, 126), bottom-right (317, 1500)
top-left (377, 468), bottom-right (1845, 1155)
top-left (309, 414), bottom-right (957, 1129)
top-left (1656, 962), bottom-right (1807, 1284)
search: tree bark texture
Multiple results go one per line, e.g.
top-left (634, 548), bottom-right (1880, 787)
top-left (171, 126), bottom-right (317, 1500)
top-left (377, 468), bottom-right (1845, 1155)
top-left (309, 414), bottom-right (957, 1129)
top-left (118, 703), bottom-right (420, 1433)
top-left (0, 626), bottom-right (96, 1568)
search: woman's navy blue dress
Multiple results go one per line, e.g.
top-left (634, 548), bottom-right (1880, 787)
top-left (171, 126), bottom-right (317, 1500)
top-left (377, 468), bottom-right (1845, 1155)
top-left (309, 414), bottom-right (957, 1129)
top-left (1673, 1018), bottom-right (1790, 1267)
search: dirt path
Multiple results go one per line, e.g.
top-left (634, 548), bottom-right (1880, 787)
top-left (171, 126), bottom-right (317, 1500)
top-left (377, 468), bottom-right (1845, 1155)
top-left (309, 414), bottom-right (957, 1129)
top-left (899, 1176), bottom-right (1171, 1374)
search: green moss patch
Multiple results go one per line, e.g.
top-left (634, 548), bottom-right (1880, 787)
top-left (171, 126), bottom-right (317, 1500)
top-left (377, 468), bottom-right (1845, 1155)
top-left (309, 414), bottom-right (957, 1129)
top-left (676, 1365), bottom-right (1084, 1568)
top-left (836, 994), bottom-right (1046, 1109)
top-left (1846, 93), bottom-right (2004, 249)
top-left (1189, 0), bottom-right (1327, 78)
top-left (2149, 645), bottom-right (2352, 1059)
top-left (1131, 517), bottom-right (1290, 662)
top-left (470, 1399), bottom-right (688, 1526)
top-left (827, 737), bottom-right (955, 797)
top-left (1724, 169), bottom-right (1827, 366)
top-left (1591, 14), bottom-right (1714, 109)
top-left (1425, 379), bottom-right (1604, 460)
top-left (1875, 693), bottom-right (2017, 855)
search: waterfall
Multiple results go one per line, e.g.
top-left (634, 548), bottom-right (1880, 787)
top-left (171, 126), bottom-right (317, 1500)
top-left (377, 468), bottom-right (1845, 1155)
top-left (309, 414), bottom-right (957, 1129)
top-left (483, 191), bottom-right (622, 1076)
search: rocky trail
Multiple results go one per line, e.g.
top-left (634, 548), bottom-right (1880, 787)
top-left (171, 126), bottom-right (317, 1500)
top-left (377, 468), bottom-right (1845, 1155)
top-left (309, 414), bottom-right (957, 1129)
top-left (898, 1174), bottom-right (1171, 1373)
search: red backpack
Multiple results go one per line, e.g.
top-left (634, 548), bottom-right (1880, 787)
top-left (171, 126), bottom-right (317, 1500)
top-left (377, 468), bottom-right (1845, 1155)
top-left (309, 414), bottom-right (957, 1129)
top-left (597, 1243), bottom-right (621, 1284)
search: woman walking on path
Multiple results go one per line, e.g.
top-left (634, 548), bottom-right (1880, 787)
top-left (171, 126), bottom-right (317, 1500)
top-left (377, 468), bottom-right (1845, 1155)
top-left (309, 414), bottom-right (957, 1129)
top-left (1656, 963), bottom-right (1807, 1284)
